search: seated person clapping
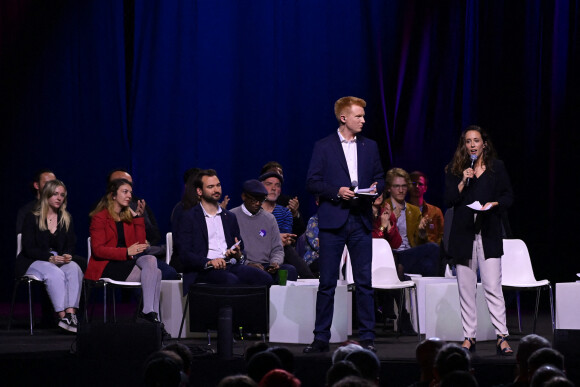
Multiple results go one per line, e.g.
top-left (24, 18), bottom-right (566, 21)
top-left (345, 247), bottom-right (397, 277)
top-left (16, 179), bottom-right (83, 333)
top-left (85, 178), bottom-right (163, 325)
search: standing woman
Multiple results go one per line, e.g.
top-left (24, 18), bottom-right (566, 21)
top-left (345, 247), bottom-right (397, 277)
top-left (444, 125), bottom-right (514, 355)
top-left (16, 179), bottom-right (83, 333)
top-left (86, 179), bottom-right (162, 324)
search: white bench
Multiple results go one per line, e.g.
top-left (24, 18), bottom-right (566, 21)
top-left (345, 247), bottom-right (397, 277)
top-left (269, 281), bottom-right (351, 343)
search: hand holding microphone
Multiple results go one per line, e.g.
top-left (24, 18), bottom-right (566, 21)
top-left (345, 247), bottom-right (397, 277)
top-left (465, 154), bottom-right (478, 187)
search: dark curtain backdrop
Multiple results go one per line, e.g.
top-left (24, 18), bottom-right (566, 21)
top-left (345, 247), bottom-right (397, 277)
top-left (1, 0), bottom-right (579, 300)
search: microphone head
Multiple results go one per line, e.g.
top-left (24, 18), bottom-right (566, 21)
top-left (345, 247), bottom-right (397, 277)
top-left (470, 154), bottom-right (478, 161)
top-left (351, 180), bottom-right (358, 188)
top-left (229, 258), bottom-right (237, 265)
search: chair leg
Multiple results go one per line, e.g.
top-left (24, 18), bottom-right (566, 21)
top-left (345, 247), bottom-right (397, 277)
top-left (103, 284), bottom-right (108, 323)
top-left (533, 288), bottom-right (541, 333)
top-left (177, 294), bottom-right (190, 341)
top-left (548, 284), bottom-right (555, 331)
top-left (517, 291), bottom-right (522, 332)
top-left (413, 286), bottom-right (420, 341)
top-left (112, 288), bottom-right (117, 323)
top-left (7, 280), bottom-right (20, 330)
top-left (396, 289), bottom-right (404, 338)
top-left (27, 279), bottom-right (34, 336)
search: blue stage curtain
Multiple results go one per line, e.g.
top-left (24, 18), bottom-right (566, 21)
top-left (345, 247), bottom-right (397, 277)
top-left (1, 1), bottom-right (579, 299)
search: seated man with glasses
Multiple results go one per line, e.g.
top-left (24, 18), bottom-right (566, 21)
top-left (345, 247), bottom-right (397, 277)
top-left (385, 168), bottom-right (441, 277)
top-left (408, 171), bottom-right (444, 245)
top-left (230, 180), bottom-right (298, 283)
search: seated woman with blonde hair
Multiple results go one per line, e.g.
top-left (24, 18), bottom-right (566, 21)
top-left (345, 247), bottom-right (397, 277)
top-left (86, 178), bottom-right (164, 329)
top-left (16, 179), bottom-right (84, 333)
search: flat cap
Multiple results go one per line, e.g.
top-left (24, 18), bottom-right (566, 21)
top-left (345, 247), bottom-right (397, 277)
top-left (242, 179), bottom-right (268, 196)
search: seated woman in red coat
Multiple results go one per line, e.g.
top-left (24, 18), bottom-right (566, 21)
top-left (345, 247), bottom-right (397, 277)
top-left (86, 178), bottom-right (162, 324)
top-left (16, 179), bottom-right (84, 333)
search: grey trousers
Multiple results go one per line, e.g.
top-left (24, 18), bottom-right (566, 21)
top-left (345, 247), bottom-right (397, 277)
top-left (126, 255), bottom-right (161, 315)
top-left (456, 233), bottom-right (508, 338)
top-left (25, 260), bottom-right (83, 312)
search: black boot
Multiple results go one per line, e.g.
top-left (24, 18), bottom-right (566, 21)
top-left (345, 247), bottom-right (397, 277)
top-left (397, 309), bottom-right (417, 336)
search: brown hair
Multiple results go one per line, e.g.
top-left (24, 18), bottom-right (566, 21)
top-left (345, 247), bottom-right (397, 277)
top-left (445, 125), bottom-right (497, 176)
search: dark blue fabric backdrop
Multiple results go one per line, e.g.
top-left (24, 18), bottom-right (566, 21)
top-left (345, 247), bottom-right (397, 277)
top-left (1, 0), bottom-right (579, 299)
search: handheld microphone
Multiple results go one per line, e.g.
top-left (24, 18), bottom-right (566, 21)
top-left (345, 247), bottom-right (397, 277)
top-left (349, 180), bottom-right (358, 191)
top-left (205, 257), bottom-right (237, 270)
top-left (466, 154), bottom-right (478, 187)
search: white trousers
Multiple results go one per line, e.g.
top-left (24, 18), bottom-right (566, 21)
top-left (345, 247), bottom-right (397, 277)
top-left (456, 233), bottom-right (508, 338)
top-left (25, 260), bottom-right (83, 312)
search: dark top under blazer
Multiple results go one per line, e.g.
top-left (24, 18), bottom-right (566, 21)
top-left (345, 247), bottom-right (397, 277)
top-left (306, 132), bottom-right (385, 230)
top-left (175, 203), bottom-right (243, 291)
top-left (16, 212), bottom-right (77, 277)
top-left (444, 159), bottom-right (513, 264)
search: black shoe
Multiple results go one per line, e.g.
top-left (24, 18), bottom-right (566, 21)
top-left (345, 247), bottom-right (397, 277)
top-left (303, 339), bottom-right (329, 353)
top-left (496, 335), bottom-right (513, 356)
top-left (360, 339), bottom-right (376, 352)
top-left (137, 311), bottom-right (160, 324)
top-left (397, 311), bottom-right (418, 336)
top-left (462, 337), bottom-right (476, 353)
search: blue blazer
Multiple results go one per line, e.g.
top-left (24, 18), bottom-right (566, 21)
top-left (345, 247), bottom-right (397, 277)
top-left (175, 203), bottom-right (243, 291)
top-left (306, 132), bottom-right (385, 230)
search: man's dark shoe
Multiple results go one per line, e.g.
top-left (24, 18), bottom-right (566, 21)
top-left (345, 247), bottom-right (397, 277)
top-left (360, 339), bottom-right (376, 352)
top-left (303, 339), bottom-right (329, 353)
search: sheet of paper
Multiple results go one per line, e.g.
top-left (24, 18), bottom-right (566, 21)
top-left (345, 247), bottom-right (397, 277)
top-left (467, 201), bottom-right (491, 211)
top-left (354, 185), bottom-right (376, 194)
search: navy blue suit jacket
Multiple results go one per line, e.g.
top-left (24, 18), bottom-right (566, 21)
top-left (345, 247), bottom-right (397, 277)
top-left (306, 132), bottom-right (385, 230)
top-left (175, 203), bottom-right (243, 290)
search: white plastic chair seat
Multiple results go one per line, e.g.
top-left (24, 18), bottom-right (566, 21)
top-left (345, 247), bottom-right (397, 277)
top-left (502, 279), bottom-right (549, 288)
top-left (21, 274), bottom-right (42, 282)
top-left (98, 278), bottom-right (141, 287)
top-left (373, 268), bottom-right (416, 289)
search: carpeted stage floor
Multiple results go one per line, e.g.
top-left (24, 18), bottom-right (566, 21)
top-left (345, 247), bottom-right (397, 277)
top-left (1, 297), bottom-right (577, 387)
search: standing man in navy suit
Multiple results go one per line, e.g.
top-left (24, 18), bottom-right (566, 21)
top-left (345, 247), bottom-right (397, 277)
top-left (304, 96), bottom-right (385, 353)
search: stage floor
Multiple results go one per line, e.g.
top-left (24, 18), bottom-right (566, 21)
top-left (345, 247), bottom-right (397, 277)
top-left (0, 298), bottom-right (575, 387)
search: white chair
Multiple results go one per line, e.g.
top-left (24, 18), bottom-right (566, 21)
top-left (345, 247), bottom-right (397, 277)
top-left (8, 233), bottom-right (45, 335)
top-left (85, 237), bottom-right (142, 323)
top-left (166, 232), bottom-right (173, 265)
top-left (345, 238), bottom-right (421, 341)
top-left (501, 239), bottom-right (554, 333)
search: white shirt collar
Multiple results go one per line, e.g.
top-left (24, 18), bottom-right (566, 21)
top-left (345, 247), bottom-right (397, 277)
top-left (200, 202), bottom-right (222, 218)
top-left (241, 204), bottom-right (261, 217)
top-left (337, 129), bottom-right (357, 143)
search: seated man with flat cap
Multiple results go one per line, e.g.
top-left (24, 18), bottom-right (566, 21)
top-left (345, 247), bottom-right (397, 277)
top-left (231, 180), bottom-right (298, 283)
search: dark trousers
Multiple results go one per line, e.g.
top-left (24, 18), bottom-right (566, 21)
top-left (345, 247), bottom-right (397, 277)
top-left (315, 214), bottom-right (374, 342)
top-left (195, 264), bottom-right (274, 286)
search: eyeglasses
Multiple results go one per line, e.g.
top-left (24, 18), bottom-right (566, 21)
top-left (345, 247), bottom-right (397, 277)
top-left (411, 182), bottom-right (425, 187)
top-left (390, 184), bottom-right (408, 190)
